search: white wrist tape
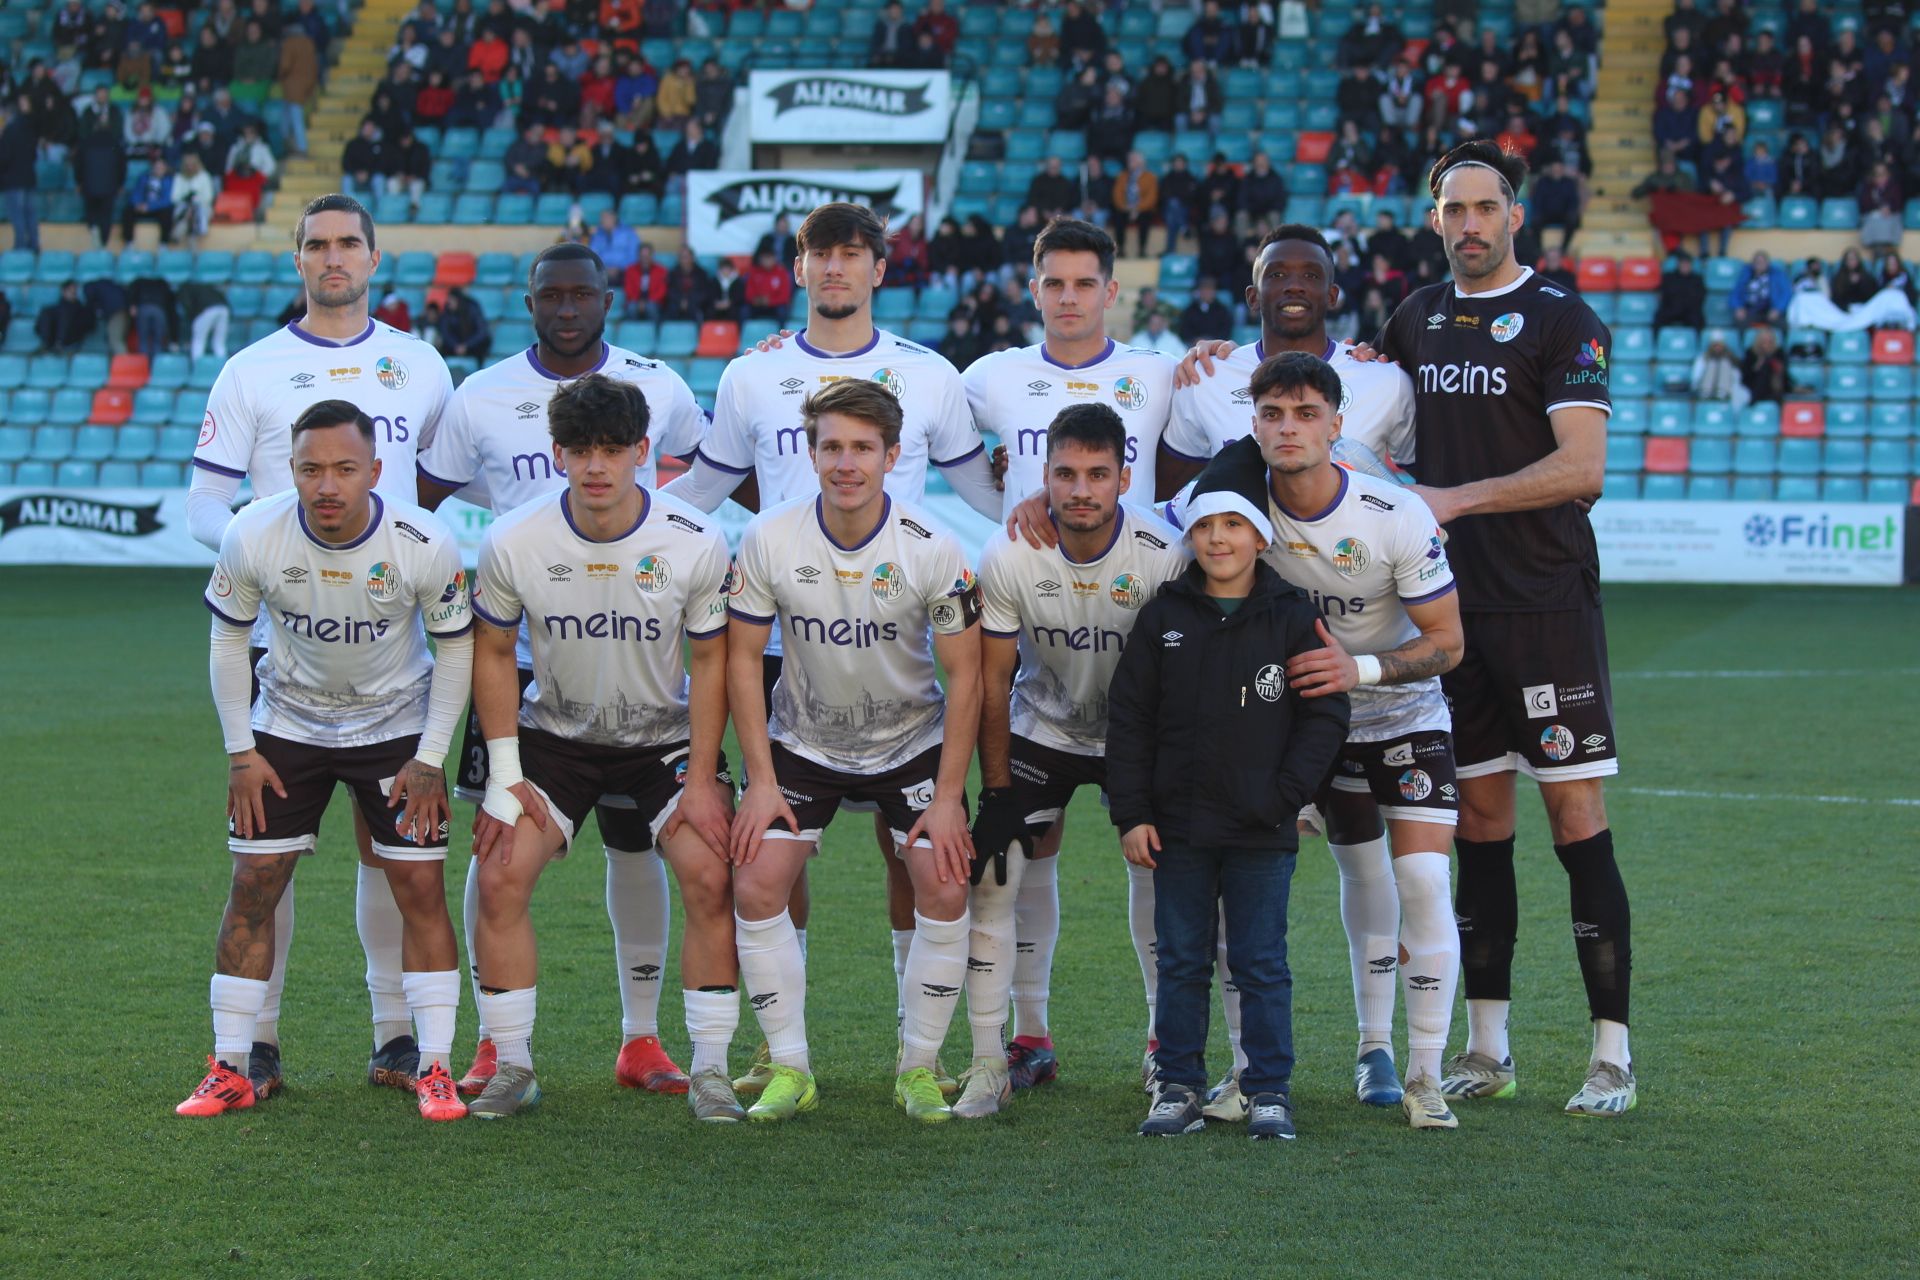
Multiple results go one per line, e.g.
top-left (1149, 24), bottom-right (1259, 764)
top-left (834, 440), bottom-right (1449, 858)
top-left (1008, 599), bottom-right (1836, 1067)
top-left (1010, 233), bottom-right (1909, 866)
top-left (481, 737), bottom-right (524, 826)
top-left (1354, 655), bottom-right (1383, 687)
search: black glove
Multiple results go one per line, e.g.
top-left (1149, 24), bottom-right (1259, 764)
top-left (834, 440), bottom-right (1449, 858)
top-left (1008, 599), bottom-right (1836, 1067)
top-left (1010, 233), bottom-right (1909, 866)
top-left (969, 786), bottom-right (1028, 886)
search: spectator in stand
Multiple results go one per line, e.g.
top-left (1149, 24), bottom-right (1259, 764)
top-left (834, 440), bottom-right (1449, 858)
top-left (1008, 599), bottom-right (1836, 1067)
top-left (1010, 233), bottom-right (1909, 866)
top-left (525, 62), bottom-right (580, 130)
top-left (374, 289), bottom-right (411, 332)
top-left (1131, 284), bottom-right (1176, 334)
top-left (624, 243), bottom-right (667, 319)
top-left (1877, 249), bottom-right (1914, 305)
top-left (227, 120), bottom-right (276, 180)
top-left (589, 208), bottom-right (640, 276)
top-left (388, 126), bottom-right (430, 208)
top-left (0, 102), bottom-right (37, 254)
top-left (23, 63), bottom-right (75, 163)
top-left (1818, 126), bottom-right (1861, 200)
top-left (927, 215), bottom-right (965, 287)
top-left (1135, 56), bottom-right (1178, 133)
top-left (278, 23), bottom-right (319, 155)
top-left (1740, 325), bottom-right (1788, 403)
top-left (1184, 0), bottom-right (1241, 64)
top-left (744, 247), bottom-right (793, 320)
top-left (437, 285), bottom-right (491, 362)
top-left (1196, 209), bottom-right (1240, 287)
top-left (1691, 331), bottom-right (1746, 406)
top-left (1338, 2), bottom-right (1402, 68)
top-left (448, 69), bottom-right (502, 130)
top-left (172, 152), bottom-right (216, 246)
top-left (1698, 147), bottom-right (1749, 254)
top-left (940, 307), bottom-right (987, 371)
top-left (1538, 246), bottom-right (1579, 294)
top-left (1073, 154), bottom-right (1112, 227)
top-left (127, 273), bottom-right (178, 356)
top-left (694, 59), bottom-right (732, 133)
top-left (413, 70), bottom-right (454, 128)
top-left (71, 118), bottom-right (125, 247)
top-left (223, 149), bottom-right (269, 219)
top-left (1378, 58), bottom-right (1421, 129)
top-left (503, 121), bottom-right (546, 194)
top-left (1180, 60), bottom-right (1224, 131)
top-left (1327, 159), bottom-right (1371, 197)
top-left (1058, 0), bottom-right (1107, 69)
top-left (614, 56), bottom-right (658, 129)
top-left (999, 206), bottom-right (1040, 279)
top-left (180, 280), bottom-right (230, 359)
top-left (1859, 160), bottom-right (1904, 252)
top-left (914, 0), bottom-right (958, 58)
top-left (1236, 150), bottom-right (1288, 233)
top-left (1654, 88), bottom-right (1698, 170)
top-left (1791, 256), bottom-right (1827, 298)
top-left (1744, 139), bottom-right (1777, 197)
top-left (545, 126), bottom-right (591, 194)
top-left (579, 54), bottom-right (619, 126)
top-left (1731, 250), bottom-right (1791, 327)
top-left (1238, 0), bottom-right (1275, 67)
top-left (1026, 13), bottom-right (1060, 67)
top-left (1130, 308), bottom-right (1186, 358)
top-left (121, 155), bottom-right (178, 244)
top-left (124, 89), bottom-right (172, 161)
top-left (655, 60), bottom-right (696, 129)
top-left (1110, 150), bottom-right (1160, 258)
top-left (1363, 250), bottom-right (1407, 312)
top-left (1778, 131), bottom-right (1819, 196)
top-left (1027, 155), bottom-right (1076, 220)
top-left (578, 132), bottom-right (627, 197)
top-left (757, 213), bottom-right (797, 266)
top-left (1159, 152), bottom-right (1197, 247)
top-left (1828, 248), bottom-right (1879, 309)
top-left (1655, 250), bottom-right (1707, 331)
top-left (1339, 65), bottom-right (1382, 127)
top-left (36, 281), bottom-right (93, 351)
top-left (662, 246), bottom-right (712, 322)
top-left (469, 25), bottom-right (509, 83)
top-left (551, 37), bottom-right (591, 82)
top-left (1697, 89), bottom-right (1746, 150)
top-left (708, 257), bottom-right (747, 325)
top-left (1198, 151), bottom-right (1239, 221)
top-left (1056, 66), bottom-right (1100, 131)
top-left (416, 299), bottom-right (443, 348)
top-left (1424, 59), bottom-right (1473, 131)
top-left (1088, 84), bottom-right (1135, 166)
top-left (1178, 275), bottom-right (1235, 344)
top-left (667, 119), bottom-right (718, 187)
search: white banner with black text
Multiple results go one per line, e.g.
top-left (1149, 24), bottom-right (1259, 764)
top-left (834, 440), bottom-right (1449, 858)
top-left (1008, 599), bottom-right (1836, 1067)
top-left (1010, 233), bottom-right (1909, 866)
top-left (684, 168), bottom-right (925, 257)
top-left (748, 69), bottom-right (953, 144)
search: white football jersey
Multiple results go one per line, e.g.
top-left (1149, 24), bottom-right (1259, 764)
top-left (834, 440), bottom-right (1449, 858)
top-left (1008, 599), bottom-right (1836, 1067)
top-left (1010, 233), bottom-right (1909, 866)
top-left (416, 343), bottom-right (707, 511)
top-left (472, 488), bottom-right (731, 748)
top-left (695, 328), bottom-right (985, 508)
top-left (1164, 339), bottom-right (1416, 466)
top-left (979, 505), bottom-right (1189, 755)
top-left (963, 338), bottom-right (1174, 519)
top-left (729, 493), bottom-right (979, 774)
top-left (194, 319), bottom-right (454, 500)
top-left (205, 490), bottom-right (472, 748)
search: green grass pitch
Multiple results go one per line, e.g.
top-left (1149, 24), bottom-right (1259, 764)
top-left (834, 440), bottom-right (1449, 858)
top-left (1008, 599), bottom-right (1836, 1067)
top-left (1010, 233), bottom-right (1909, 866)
top-left (3, 569), bottom-right (1916, 1277)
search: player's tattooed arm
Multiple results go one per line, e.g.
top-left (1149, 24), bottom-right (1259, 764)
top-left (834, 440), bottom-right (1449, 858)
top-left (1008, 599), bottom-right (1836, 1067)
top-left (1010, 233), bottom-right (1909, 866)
top-left (389, 758), bottom-right (449, 846)
top-left (1375, 637), bottom-right (1457, 684)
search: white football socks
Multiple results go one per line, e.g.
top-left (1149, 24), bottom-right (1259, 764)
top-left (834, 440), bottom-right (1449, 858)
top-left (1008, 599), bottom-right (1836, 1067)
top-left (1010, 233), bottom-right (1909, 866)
top-left (1215, 922), bottom-right (1248, 1074)
top-left (899, 910), bottom-right (969, 1073)
top-left (605, 845), bottom-right (670, 1040)
top-left (1331, 835), bottom-right (1400, 1054)
top-left (966, 848), bottom-right (1026, 1060)
top-left (1010, 855), bottom-right (1058, 1041)
top-left (736, 910), bottom-right (809, 1071)
top-left (1393, 851), bottom-right (1460, 1083)
top-left (1126, 861), bottom-right (1158, 1041)
top-left (461, 855), bottom-right (488, 1040)
top-left (683, 988), bottom-right (740, 1076)
top-left (403, 969), bottom-right (460, 1073)
top-left (1594, 1019), bottom-right (1631, 1068)
top-left (210, 973), bottom-right (268, 1076)
top-left (255, 884), bottom-right (293, 1047)
top-left (891, 928), bottom-right (914, 1023)
top-left (354, 863), bottom-right (410, 1048)
top-left (475, 987), bottom-right (536, 1069)
top-left (1466, 999), bottom-right (1512, 1064)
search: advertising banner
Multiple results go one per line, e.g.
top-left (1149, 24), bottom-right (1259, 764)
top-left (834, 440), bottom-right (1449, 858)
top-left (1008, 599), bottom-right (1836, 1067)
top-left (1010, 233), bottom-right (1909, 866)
top-left (1593, 500), bottom-right (1906, 585)
top-left (748, 70), bottom-right (952, 144)
top-left (685, 168), bottom-right (924, 256)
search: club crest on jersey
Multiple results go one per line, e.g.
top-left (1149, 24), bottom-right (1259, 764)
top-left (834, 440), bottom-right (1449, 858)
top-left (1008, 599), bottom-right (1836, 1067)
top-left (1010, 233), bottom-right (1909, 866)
top-left (375, 356), bottom-right (409, 390)
top-left (1540, 724), bottom-right (1576, 762)
top-left (635, 555), bottom-right (672, 594)
top-left (1489, 313), bottom-right (1525, 343)
top-left (211, 565), bottom-right (233, 598)
top-left (198, 411), bottom-right (217, 447)
top-left (1398, 769), bottom-right (1433, 801)
top-left (1332, 537), bottom-right (1370, 577)
top-left (1113, 376), bottom-right (1148, 411)
top-left (366, 561), bottom-right (399, 602)
top-left (1254, 663), bottom-right (1284, 701)
top-left (725, 560), bottom-right (745, 596)
top-left (871, 368), bottom-right (904, 399)
top-left (1110, 572), bottom-right (1145, 610)
top-left (871, 561), bottom-right (904, 600)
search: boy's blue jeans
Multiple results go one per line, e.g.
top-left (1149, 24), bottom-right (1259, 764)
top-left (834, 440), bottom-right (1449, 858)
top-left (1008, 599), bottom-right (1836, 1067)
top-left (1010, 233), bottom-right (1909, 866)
top-left (1151, 844), bottom-right (1296, 1099)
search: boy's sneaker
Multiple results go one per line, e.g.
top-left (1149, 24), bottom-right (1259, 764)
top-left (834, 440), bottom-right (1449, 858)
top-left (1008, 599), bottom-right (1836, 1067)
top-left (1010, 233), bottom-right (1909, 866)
top-left (1440, 1051), bottom-right (1517, 1099)
top-left (1401, 1073), bottom-right (1458, 1130)
top-left (1202, 1070), bottom-right (1247, 1122)
top-left (1138, 1082), bottom-right (1205, 1136)
top-left (1141, 1047), bottom-right (1162, 1096)
top-left (456, 1038), bottom-right (496, 1098)
top-left (1005, 1039), bottom-right (1058, 1091)
top-left (952, 1057), bottom-right (1012, 1119)
top-left (467, 1064), bottom-right (541, 1119)
top-left (1247, 1093), bottom-right (1296, 1141)
top-left (367, 1034), bottom-right (421, 1090)
top-left (247, 1041), bottom-right (282, 1102)
top-left (1355, 1047), bottom-right (1403, 1105)
top-left (687, 1068), bottom-right (747, 1123)
top-left (1565, 1059), bottom-right (1637, 1117)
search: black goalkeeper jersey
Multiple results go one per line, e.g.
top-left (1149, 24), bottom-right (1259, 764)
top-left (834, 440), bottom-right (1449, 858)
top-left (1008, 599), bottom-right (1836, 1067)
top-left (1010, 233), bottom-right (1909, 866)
top-left (1376, 268), bottom-right (1612, 612)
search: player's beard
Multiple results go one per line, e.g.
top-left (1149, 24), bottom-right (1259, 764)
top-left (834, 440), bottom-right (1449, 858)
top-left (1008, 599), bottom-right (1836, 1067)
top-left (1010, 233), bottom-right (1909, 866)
top-left (1448, 231), bottom-right (1510, 281)
top-left (307, 276), bottom-right (369, 310)
top-left (1054, 501), bottom-right (1112, 534)
top-left (813, 299), bottom-right (861, 322)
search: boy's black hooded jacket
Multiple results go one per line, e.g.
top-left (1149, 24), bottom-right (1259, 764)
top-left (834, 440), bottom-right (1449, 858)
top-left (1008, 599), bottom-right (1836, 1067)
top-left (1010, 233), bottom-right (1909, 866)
top-left (1105, 558), bottom-right (1350, 853)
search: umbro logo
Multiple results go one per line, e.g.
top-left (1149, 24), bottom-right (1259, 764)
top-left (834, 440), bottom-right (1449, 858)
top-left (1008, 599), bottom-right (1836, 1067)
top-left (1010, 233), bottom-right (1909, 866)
top-left (1582, 734), bottom-right (1609, 750)
top-left (795, 565), bottom-right (821, 581)
top-left (1015, 941), bottom-right (1035, 953)
top-left (629, 964), bottom-right (661, 981)
top-left (1368, 954), bottom-right (1396, 974)
top-left (282, 566), bottom-right (308, 580)
top-left (1407, 974), bottom-right (1440, 990)
top-left (1037, 579), bottom-right (1061, 594)
top-left (290, 372), bottom-right (315, 386)
top-left (749, 992), bottom-right (778, 1009)
top-left (1027, 380), bottom-right (1052, 392)
top-left (1161, 630), bottom-right (1182, 644)
top-left (966, 957), bottom-right (991, 971)
top-left (780, 377), bottom-right (805, 392)
top-left (920, 983), bottom-right (960, 998)
top-left (547, 564), bottom-right (572, 577)
top-left (1573, 922), bottom-right (1600, 938)
top-left (516, 401), bottom-right (542, 416)
top-left (1426, 312), bottom-right (1447, 328)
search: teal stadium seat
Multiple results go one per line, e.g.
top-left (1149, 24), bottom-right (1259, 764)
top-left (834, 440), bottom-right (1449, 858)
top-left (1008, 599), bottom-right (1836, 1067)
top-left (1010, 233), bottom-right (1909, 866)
top-left (1775, 477), bottom-right (1819, 501)
top-left (1870, 403), bottom-right (1912, 436)
top-left (1610, 399), bottom-right (1649, 433)
top-left (0, 425), bottom-right (28, 461)
top-left (1731, 475), bottom-right (1774, 500)
top-left (26, 355), bottom-right (69, 389)
top-left (1824, 440), bottom-right (1868, 473)
top-left (1614, 327), bottom-right (1653, 360)
top-left (1867, 439), bottom-right (1913, 475)
top-left (31, 425), bottom-right (75, 459)
top-left (655, 322), bottom-right (698, 357)
top-left (13, 460), bottom-right (55, 487)
top-left (0, 354), bottom-right (24, 389)
top-left (1693, 403), bottom-right (1736, 435)
top-left (1603, 472), bottom-right (1641, 499)
top-left (139, 461), bottom-right (182, 486)
top-left (10, 388), bottom-right (50, 422)
top-left (70, 353), bottom-right (109, 387)
top-left (1648, 399), bottom-right (1691, 435)
top-left (234, 250), bottom-right (275, 284)
top-left (1655, 328), bottom-right (1698, 361)
top-left (0, 250), bottom-right (34, 284)
top-left (34, 249), bottom-right (75, 283)
top-left (1828, 330), bottom-right (1870, 364)
top-left (1641, 473), bottom-right (1686, 500)
top-left (1871, 366), bottom-right (1914, 400)
top-left (55, 459), bottom-right (95, 487)
top-left (1605, 436), bottom-right (1642, 470)
top-left (1733, 438), bottom-right (1777, 472)
top-left (97, 460), bottom-right (140, 487)
top-left (49, 388), bottom-right (91, 424)
top-left (1821, 477), bottom-right (1866, 501)
top-left (194, 251), bottom-right (235, 283)
top-left (1777, 196), bottom-right (1817, 229)
top-left (71, 425), bottom-right (115, 461)
top-left (113, 425), bottom-right (158, 460)
top-left (1818, 198), bottom-right (1860, 230)
top-left (1690, 437), bottom-right (1733, 471)
top-left (1826, 366), bottom-right (1868, 400)
top-left (1827, 404), bottom-right (1870, 437)
top-left (156, 249), bottom-right (194, 285)
top-left (1777, 438), bottom-right (1821, 474)
top-left (1686, 474), bottom-right (1731, 499)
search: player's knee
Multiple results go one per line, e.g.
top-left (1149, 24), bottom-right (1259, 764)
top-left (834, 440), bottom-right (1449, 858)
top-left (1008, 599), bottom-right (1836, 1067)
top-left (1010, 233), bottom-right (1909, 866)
top-left (675, 858), bottom-right (733, 921)
top-left (731, 870), bottom-right (789, 922)
top-left (1324, 791), bottom-right (1386, 844)
top-left (227, 854), bottom-right (295, 919)
top-left (381, 860), bottom-right (445, 913)
top-left (1542, 781), bottom-right (1608, 843)
top-left (914, 877), bottom-right (967, 921)
top-left (475, 859), bottom-right (537, 918)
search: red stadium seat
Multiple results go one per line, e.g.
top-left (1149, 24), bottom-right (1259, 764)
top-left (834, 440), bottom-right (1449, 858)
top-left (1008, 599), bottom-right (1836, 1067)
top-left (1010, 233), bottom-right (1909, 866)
top-left (1871, 329), bottom-right (1914, 364)
top-left (91, 389), bottom-right (133, 425)
top-left (434, 252), bottom-right (477, 287)
top-left (1911, 478), bottom-right (1920, 505)
top-left (107, 354), bottom-right (150, 389)
top-left (214, 191), bottom-right (256, 223)
top-left (1618, 257), bottom-right (1661, 291)
top-left (696, 321), bottom-right (741, 357)
top-left (1643, 437), bottom-right (1689, 473)
top-left (1575, 257), bottom-right (1618, 292)
top-left (1294, 132), bottom-right (1334, 164)
top-left (1780, 401), bottom-right (1825, 436)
